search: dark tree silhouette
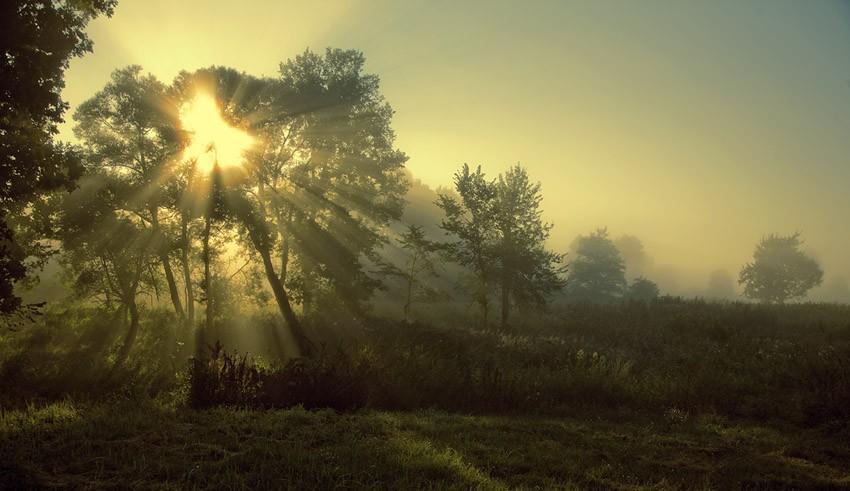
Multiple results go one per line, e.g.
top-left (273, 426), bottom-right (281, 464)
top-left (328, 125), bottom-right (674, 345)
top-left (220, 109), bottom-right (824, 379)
top-left (565, 228), bottom-right (627, 303)
top-left (739, 233), bottom-right (823, 304)
top-left (0, 0), bottom-right (115, 318)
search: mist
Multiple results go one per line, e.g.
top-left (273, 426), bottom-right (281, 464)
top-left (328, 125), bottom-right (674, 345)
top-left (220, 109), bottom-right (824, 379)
top-left (3, 1), bottom-right (850, 488)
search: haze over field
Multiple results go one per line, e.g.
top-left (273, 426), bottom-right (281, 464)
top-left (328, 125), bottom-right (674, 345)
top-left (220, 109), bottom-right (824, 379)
top-left (55, 0), bottom-right (850, 299)
top-left (6, 2), bottom-right (850, 487)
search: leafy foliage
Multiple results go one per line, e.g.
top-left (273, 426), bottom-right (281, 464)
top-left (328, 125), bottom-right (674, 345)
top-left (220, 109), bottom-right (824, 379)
top-left (0, 0), bottom-right (115, 318)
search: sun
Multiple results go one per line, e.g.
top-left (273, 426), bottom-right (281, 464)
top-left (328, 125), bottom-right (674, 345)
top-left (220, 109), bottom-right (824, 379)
top-left (179, 92), bottom-right (255, 173)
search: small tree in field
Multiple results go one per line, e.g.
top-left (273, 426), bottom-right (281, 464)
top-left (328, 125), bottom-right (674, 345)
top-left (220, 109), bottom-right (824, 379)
top-left (739, 233), bottom-right (823, 304)
top-left (396, 225), bottom-right (443, 322)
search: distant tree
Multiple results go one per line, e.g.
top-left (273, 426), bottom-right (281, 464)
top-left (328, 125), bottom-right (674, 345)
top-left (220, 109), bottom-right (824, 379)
top-left (492, 164), bottom-right (564, 326)
top-left (565, 228), bottom-right (627, 303)
top-left (437, 164), bottom-right (498, 326)
top-left (614, 235), bottom-right (652, 279)
top-left (739, 233), bottom-right (823, 304)
top-left (0, 0), bottom-right (115, 318)
top-left (626, 276), bottom-right (659, 302)
top-left (395, 225), bottom-right (443, 322)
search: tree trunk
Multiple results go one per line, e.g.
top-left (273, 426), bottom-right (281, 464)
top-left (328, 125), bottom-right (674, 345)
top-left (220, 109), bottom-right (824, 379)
top-left (113, 296), bottom-right (139, 368)
top-left (159, 252), bottom-right (184, 318)
top-left (257, 243), bottom-right (313, 358)
top-left (199, 212), bottom-right (212, 359)
top-left (150, 207), bottom-right (184, 319)
top-left (478, 262), bottom-right (489, 328)
top-left (278, 210), bottom-right (291, 283)
top-left (500, 280), bottom-right (510, 328)
top-left (180, 212), bottom-right (195, 328)
top-left (404, 255), bottom-right (417, 322)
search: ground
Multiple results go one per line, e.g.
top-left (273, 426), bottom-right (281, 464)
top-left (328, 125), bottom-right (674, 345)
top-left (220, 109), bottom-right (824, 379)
top-left (2, 402), bottom-right (849, 490)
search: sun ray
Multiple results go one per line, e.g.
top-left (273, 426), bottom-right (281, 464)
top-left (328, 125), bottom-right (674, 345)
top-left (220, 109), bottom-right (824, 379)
top-left (179, 92), bottom-right (255, 174)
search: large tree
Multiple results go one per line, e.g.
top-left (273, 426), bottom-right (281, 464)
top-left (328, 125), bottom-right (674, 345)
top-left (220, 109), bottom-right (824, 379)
top-left (564, 228), bottom-right (627, 303)
top-left (739, 233), bottom-right (823, 304)
top-left (73, 66), bottom-right (186, 320)
top-left (55, 174), bottom-right (155, 367)
top-left (256, 49), bottom-right (409, 318)
top-left (171, 50), bottom-right (408, 356)
top-left (0, 0), bottom-right (115, 318)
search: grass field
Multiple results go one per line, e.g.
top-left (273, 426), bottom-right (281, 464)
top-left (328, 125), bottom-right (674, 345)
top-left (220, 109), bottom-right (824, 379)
top-left (2, 400), bottom-right (849, 490)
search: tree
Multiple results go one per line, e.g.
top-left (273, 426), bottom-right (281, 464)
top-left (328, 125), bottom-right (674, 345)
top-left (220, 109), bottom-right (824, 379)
top-left (626, 276), bottom-right (659, 302)
top-left (565, 228), bottom-right (627, 303)
top-left (437, 164), bottom-right (498, 326)
top-left (73, 66), bottom-right (186, 321)
top-left (739, 233), bottom-right (823, 304)
top-left (614, 234), bottom-right (652, 279)
top-left (395, 225), bottom-right (443, 322)
top-left (492, 164), bottom-right (564, 326)
top-left (55, 174), bottom-right (155, 368)
top-left (0, 0), bottom-right (115, 318)
top-left (256, 49), bottom-right (409, 318)
top-left (170, 52), bottom-right (409, 356)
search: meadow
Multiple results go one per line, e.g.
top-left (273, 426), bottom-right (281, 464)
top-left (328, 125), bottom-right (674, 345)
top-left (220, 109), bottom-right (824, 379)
top-left (2, 299), bottom-right (850, 489)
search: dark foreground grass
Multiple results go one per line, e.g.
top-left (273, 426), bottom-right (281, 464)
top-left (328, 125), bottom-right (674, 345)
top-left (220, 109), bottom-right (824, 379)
top-left (1, 401), bottom-right (848, 490)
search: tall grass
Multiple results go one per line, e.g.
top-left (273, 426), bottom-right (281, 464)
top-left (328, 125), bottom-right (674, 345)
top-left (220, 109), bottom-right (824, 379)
top-left (4, 299), bottom-right (849, 426)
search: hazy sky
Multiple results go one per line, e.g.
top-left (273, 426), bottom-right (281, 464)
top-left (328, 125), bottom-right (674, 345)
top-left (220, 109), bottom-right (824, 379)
top-left (59, 0), bottom-right (850, 296)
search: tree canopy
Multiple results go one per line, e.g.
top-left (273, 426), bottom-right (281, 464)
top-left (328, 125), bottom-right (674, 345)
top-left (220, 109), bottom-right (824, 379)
top-left (565, 228), bottom-right (627, 304)
top-left (438, 163), bottom-right (563, 327)
top-left (0, 0), bottom-right (115, 317)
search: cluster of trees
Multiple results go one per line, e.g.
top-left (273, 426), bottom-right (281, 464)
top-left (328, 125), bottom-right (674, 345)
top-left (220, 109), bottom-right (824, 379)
top-left (4, 45), bottom-right (409, 362)
top-left (389, 208), bottom-right (826, 319)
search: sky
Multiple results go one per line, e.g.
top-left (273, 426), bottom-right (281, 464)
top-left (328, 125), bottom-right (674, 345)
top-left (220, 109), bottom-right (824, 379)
top-left (58, 0), bottom-right (850, 298)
